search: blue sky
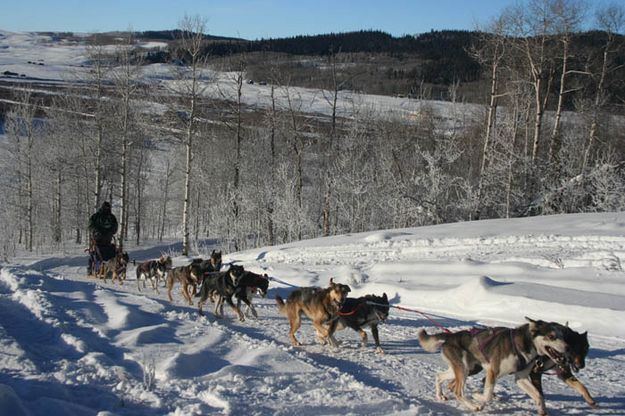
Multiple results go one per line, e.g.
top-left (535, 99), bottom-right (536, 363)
top-left (0, 0), bottom-right (615, 39)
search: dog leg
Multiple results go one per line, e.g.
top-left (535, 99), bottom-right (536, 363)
top-left (183, 284), bottom-right (193, 306)
top-left (313, 320), bottom-right (334, 346)
top-left (370, 325), bottom-right (384, 354)
top-left (239, 296), bottom-right (257, 318)
top-left (442, 347), bottom-right (482, 411)
top-left (435, 368), bottom-right (455, 401)
top-left (248, 302), bottom-right (258, 318)
top-left (225, 296), bottom-right (244, 322)
top-left (454, 369), bottom-right (482, 412)
top-left (473, 366), bottom-right (496, 402)
top-left (516, 376), bottom-right (547, 416)
top-left (358, 329), bottom-right (369, 348)
top-left (214, 295), bottom-right (224, 318)
top-left (167, 277), bottom-right (175, 302)
top-left (288, 311), bottom-right (303, 346)
top-left (564, 376), bottom-right (597, 408)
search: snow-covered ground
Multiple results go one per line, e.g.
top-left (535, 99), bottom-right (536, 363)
top-left (1, 212), bottom-right (625, 415)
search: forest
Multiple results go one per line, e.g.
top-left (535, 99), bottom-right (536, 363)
top-left (0, 0), bottom-right (624, 259)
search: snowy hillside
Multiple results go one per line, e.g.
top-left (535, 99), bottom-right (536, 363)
top-left (1, 212), bottom-right (625, 415)
top-left (0, 30), bottom-right (480, 123)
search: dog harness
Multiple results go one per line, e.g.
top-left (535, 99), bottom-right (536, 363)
top-left (472, 326), bottom-right (532, 372)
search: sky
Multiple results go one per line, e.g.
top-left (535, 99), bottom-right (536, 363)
top-left (0, 0), bottom-right (618, 39)
top-left (0, 0), bottom-right (587, 39)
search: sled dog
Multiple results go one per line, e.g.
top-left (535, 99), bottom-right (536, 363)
top-left (418, 317), bottom-right (570, 415)
top-left (197, 265), bottom-right (246, 320)
top-left (275, 278), bottom-right (351, 347)
top-left (98, 250), bottom-right (129, 285)
top-left (234, 271), bottom-right (270, 318)
top-left (136, 255), bottom-right (172, 293)
top-left (327, 293), bottom-right (389, 353)
top-left (530, 326), bottom-right (596, 408)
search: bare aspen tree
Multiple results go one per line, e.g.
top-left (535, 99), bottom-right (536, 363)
top-left (281, 81), bottom-right (306, 240)
top-left (582, 3), bottom-right (625, 173)
top-left (548, 0), bottom-right (586, 166)
top-left (158, 158), bottom-right (174, 242)
top-left (267, 84), bottom-right (277, 245)
top-left (5, 88), bottom-right (41, 251)
top-left (170, 15), bottom-right (209, 255)
top-left (216, 56), bottom-right (247, 249)
top-left (85, 36), bottom-right (112, 211)
top-left (508, 0), bottom-right (555, 163)
top-left (472, 17), bottom-right (507, 219)
top-left (112, 31), bottom-right (142, 249)
top-left (133, 141), bottom-right (148, 245)
top-left (320, 49), bottom-right (360, 236)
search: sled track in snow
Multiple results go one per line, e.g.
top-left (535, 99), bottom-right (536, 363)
top-left (263, 234), bottom-right (625, 271)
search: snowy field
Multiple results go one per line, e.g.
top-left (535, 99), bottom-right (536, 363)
top-left (1, 212), bottom-right (625, 415)
top-left (0, 30), bottom-right (481, 125)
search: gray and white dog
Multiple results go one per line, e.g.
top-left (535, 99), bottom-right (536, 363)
top-left (418, 317), bottom-right (571, 416)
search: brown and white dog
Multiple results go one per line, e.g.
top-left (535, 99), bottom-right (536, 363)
top-left (136, 255), bottom-right (172, 293)
top-left (167, 255), bottom-right (222, 305)
top-left (275, 278), bottom-right (351, 347)
top-left (98, 250), bottom-right (129, 285)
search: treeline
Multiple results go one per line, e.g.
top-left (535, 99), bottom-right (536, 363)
top-left (1, 2), bottom-right (625, 260)
top-left (163, 28), bottom-right (625, 100)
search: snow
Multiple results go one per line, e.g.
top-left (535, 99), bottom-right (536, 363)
top-left (0, 30), bottom-right (481, 124)
top-left (0, 212), bottom-right (624, 415)
top-left (2, 30), bottom-right (625, 415)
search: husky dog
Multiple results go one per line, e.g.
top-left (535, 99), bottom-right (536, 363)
top-left (530, 326), bottom-right (596, 408)
top-left (197, 265), bottom-right (247, 320)
top-left (98, 249), bottom-right (129, 285)
top-left (418, 317), bottom-right (570, 415)
top-left (275, 278), bottom-right (351, 347)
top-left (192, 250), bottom-right (223, 292)
top-left (233, 271), bottom-right (270, 318)
top-left (136, 255), bottom-right (172, 293)
top-left (327, 293), bottom-right (389, 353)
top-left (192, 250), bottom-right (223, 275)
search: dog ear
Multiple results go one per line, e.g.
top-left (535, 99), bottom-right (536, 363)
top-left (329, 277), bottom-right (335, 285)
top-left (383, 292), bottom-right (388, 300)
top-left (526, 316), bottom-right (538, 333)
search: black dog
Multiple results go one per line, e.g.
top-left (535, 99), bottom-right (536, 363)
top-left (530, 326), bottom-right (596, 408)
top-left (197, 265), bottom-right (246, 320)
top-left (234, 271), bottom-right (270, 318)
top-left (327, 293), bottom-right (389, 353)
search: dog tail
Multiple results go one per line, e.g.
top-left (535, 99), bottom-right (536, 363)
top-left (418, 329), bottom-right (447, 353)
top-left (275, 295), bottom-right (287, 314)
